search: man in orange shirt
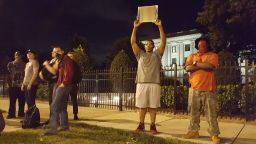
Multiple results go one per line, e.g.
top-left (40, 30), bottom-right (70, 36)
top-left (183, 36), bottom-right (220, 144)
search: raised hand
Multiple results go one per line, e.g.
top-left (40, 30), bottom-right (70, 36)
top-left (133, 19), bottom-right (141, 28)
top-left (153, 19), bottom-right (162, 26)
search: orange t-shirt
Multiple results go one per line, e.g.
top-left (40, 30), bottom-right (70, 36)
top-left (185, 52), bottom-right (218, 91)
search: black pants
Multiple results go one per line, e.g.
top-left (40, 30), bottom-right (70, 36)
top-left (24, 85), bottom-right (38, 109)
top-left (8, 87), bottom-right (25, 117)
top-left (70, 84), bottom-right (78, 115)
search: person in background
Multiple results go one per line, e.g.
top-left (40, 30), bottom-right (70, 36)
top-left (183, 36), bottom-right (220, 144)
top-left (67, 51), bottom-right (81, 120)
top-left (6, 51), bottom-right (26, 119)
top-left (21, 49), bottom-right (39, 109)
top-left (130, 18), bottom-right (166, 135)
top-left (39, 47), bottom-right (60, 124)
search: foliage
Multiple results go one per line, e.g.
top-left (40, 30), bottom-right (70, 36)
top-left (196, 0), bottom-right (256, 53)
top-left (216, 51), bottom-right (241, 84)
top-left (110, 50), bottom-right (133, 92)
top-left (217, 84), bottom-right (256, 116)
top-left (0, 122), bottom-right (195, 144)
top-left (72, 45), bottom-right (92, 72)
top-left (107, 37), bottom-right (138, 68)
top-left (160, 86), bottom-right (189, 111)
top-left (160, 84), bottom-right (256, 116)
top-left (71, 35), bottom-right (93, 72)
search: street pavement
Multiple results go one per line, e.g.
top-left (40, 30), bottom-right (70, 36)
top-left (0, 97), bottom-right (255, 144)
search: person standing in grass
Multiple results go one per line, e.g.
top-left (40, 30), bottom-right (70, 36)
top-left (130, 18), bottom-right (166, 135)
top-left (6, 51), bottom-right (26, 119)
top-left (21, 49), bottom-right (39, 109)
top-left (44, 47), bottom-right (74, 135)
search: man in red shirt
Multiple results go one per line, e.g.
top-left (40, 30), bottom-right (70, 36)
top-left (44, 47), bottom-right (74, 135)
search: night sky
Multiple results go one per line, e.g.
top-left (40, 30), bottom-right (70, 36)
top-left (0, 0), bottom-right (204, 65)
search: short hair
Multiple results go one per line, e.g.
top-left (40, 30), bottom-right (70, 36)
top-left (195, 36), bottom-right (212, 51)
top-left (51, 46), bottom-right (63, 50)
top-left (145, 39), bottom-right (155, 47)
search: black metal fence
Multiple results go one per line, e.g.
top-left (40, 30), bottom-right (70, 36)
top-left (76, 61), bottom-right (256, 119)
top-left (1, 61), bottom-right (256, 119)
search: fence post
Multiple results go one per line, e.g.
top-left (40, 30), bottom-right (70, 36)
top-left (95, 70), bottom-right (99, 108)
top-left (119, 68), bottom-right (123, 111)
top-left (244, 59), bottom-right (249, 121)
top-left (173, 64), bottom-right (177, 114)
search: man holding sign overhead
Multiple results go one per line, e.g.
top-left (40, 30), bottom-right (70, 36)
top-left (130, 5), bottom-right (166, 135)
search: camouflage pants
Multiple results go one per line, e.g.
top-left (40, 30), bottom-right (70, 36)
top-left (188, 89), bottom-right (220, 136)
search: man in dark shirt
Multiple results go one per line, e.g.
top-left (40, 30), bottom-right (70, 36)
top-left (6, 51), bottom-right (26, 119)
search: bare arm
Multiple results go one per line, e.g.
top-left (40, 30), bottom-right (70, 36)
top-left (43, 60), bottom-right (59, 75)
top-left (155, 19), bottom-right (166, 56)
top-left (186, 62), bottom-right (215, 72)
top-left (196, 62), bottom-right (215, 71)
top-left (185, 65), bottom-right (200, 72)
top-left (130, 19), bottom-right (141, 56)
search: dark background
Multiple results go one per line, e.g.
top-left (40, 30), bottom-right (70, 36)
top-left (0, 0), bottom-right (204, 65)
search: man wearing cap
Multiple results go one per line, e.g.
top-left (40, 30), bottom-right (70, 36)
top-left (183, 37), bottom-right (221, 144)
top-left (21, 49), bottom-right (39, 108)
top-left (6, 51), bottom-right (26, 118)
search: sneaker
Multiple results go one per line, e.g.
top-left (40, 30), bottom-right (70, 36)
top-left (74, 115), bottom-right (79, 120)
top-left (211, 135), bottom-right (221, 144)
top-left (150, 123), bottom-right (158, 135)
top-left (135, 122), bottom-right (145, 132)
top-left (182, 131), bottom-right (199, 139)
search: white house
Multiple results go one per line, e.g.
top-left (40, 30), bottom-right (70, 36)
top-left (151, 29), bottom-right (202, 67)
top-left (142, 29), bottom-right (202, 80)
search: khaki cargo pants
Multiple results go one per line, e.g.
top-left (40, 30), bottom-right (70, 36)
top-left (188, 88), bottom-right (220, 136)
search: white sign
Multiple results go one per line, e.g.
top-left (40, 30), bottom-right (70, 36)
top-left (137, 5), bottom-right (158, 23)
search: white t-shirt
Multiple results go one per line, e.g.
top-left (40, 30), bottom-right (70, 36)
top-left (23, 60), bottom-right (39, 85)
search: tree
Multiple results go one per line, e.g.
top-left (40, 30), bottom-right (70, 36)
top-left (110, 50), bottom-right (133, 92)
top-left (72, 45), bottom-right (92, 72)
top-left (196, 0), bottom-right (256, 54)
top-left (70, 35), bottom-right (93, 71)
top-left (216, 51), bottom-right (241, 84)
top-left (107, 37), bottom-right (142, 68)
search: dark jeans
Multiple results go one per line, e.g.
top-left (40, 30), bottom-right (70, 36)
top-left (24, 85), bottom-right (38, 108)
top-left (70, 84), bottom-right (78, 115)
top-left (48, 82), bottom-right (56, 105)
top-left (49, 85), bottom-right (72, 133)
top-left (47, 82), bottom-right (56, 119)
top-left (8, 87), bottom-right (25, 117)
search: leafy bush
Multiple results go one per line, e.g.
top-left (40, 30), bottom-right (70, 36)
top-left (160, 86), bottom-right (188, 111)
top-left (215, 84), bottom-right (256, 116)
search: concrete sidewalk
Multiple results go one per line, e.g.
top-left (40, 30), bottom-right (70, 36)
top-left (1, 97), bottom-right (255, 144)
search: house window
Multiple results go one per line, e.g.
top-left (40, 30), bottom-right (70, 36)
top-left (185, 44), bottom-right (190, 51)
top-left (172, 46), bottom-right (176, 53)
top-left (172, 58), bottom-right (177, 64)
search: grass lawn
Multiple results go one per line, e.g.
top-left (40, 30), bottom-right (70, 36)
top-left (0, 122), bottom-right (195, 144)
